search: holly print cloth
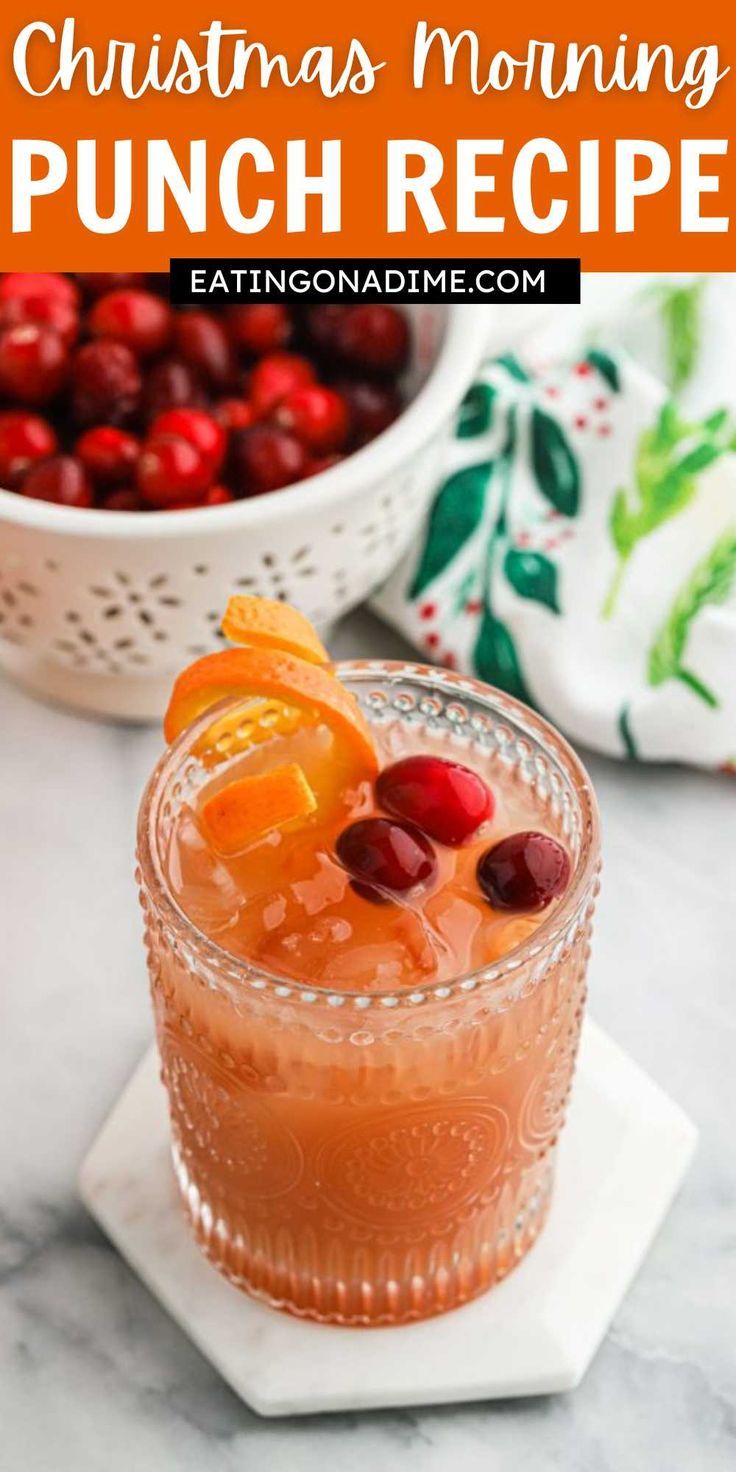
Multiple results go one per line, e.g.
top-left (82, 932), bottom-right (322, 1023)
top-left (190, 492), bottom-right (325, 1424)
top-left (374, 334), bottom-right (736, 769)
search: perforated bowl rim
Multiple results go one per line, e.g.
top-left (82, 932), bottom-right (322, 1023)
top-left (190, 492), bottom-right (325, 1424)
top-left (0, 305), bottom-right (492, 541)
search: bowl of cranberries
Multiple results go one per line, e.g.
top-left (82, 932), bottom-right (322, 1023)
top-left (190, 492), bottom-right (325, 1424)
top-left (0, 274), bottom-right (491, 720)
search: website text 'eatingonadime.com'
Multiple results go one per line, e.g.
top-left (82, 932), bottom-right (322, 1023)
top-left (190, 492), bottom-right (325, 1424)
top-left (170, 259), bottom-right (581, 305)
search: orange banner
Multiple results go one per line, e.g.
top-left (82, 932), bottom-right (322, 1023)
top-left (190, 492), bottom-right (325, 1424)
top-left (1, 0), bottom-right (734, 269)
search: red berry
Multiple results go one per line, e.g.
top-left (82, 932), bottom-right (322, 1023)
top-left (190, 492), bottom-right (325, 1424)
top-left (228, 425), bottom-right (306, 496)
top-left (71, 340), bottom-right (142, 427)
top-left (0, 272), bottom-right (79, 310)
top-left (336, 817), bottom-right (437, 899)
top-left (0, 411), bottom-right (57, 487)
top-left (214, 397), bottom-right (254, 433)
top-left (249, 352), bottom-right (316, 416)
top-left (336, 305), bottom-right (409, 375)
top-left (75, 272), bottom-right (146, 298)
top-left (142, 357), bottom-right (203, 420)
top-left (22, 455), bottom-right (93, 508)
top-left (227, 304), bottom-right (291, 355)
top-left (151, 408), bottom-right (225, 473)
top-left (377, 756), bottom-right (494, 847)
top-left (102, 486), bottom-right (144, 512)
top-left (136, 434), bottom-right (212, 508)
top-left (0, 325), bottom-right (68, 404)
top-left (90, 289), bottom-right (171, 357)
top-left (173, 311), bottom-right (235, 388)
top-left (203, 484), bottom-right (234, 505)
top-left (477, 832), bottom-right (571, 913)
top-left (146, 273), bottom-right (171, 296)
top-left (276, 385), bottom-right (348, 453)
top-left (338, 379), bottom-right (401, 445)
top-left (305, 305), bottom-right (345, 354)
top-left (0, 293), bottom-right (79, 346)
top-left (75, 426), bottom-right (139, 486)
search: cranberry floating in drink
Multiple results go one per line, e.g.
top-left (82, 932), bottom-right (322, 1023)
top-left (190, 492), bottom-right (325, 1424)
top-left (137, 597), bottom-right (600, 1326)
top-left (377, 754), bottom-right (494, 845)
top-left (477, 831), bottom-right (572, 913)
top-left (336, 816), bottom-right (438, 899)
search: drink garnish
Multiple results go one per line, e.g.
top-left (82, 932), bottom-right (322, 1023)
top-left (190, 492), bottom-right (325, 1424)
top-left (163, 600), bottom-right (378, 845)
top-left (477, 831), bottom-right (571, 912)
top-left (164, 644), bottom-right (377, 778)
top-left (335, 817), bottom-right (438, 900)
top-left (376, 754), bottom-right (494, 845)
top-left (201, 762), bottom-right (317, 854)
top-left (221, 595), bottom-right (329, 665)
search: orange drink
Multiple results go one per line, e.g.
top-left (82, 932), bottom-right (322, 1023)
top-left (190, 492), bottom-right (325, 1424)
top-left (138, 633), bottom-right (599, 1325)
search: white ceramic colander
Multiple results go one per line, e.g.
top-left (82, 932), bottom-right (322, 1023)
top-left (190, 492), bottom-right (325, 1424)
top-left (0, 304), bottom-right (491, 720)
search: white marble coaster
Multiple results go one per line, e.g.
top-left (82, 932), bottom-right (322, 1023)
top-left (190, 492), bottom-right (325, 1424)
top-left (79, 1020), bottom-right (696, 1417)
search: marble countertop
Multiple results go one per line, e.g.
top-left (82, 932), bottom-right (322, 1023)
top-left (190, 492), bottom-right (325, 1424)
top-left (1, 607), bottom-right (734, 1472)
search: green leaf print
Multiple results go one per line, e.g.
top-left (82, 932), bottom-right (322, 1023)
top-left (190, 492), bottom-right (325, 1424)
top-left (703, 408), bottom-right (730, 436)
top-left (617, 705), bottom-right (638, 760)
top-left (452, 568), bottom-right (478, 614)
top-left (585, 350), bottom-right (621, 393)
top-left (504, 549), bottom-right (560, 613)
top-left (456, 381), bottom-right (496, 439)
top-left (648, 529), bottom-right (736, 707)
top-left (494, 353), bottom-right (531, 383)
top-left (657, 279), bottom-right (704, 392)
top-left (602, 401), bottom-right (735, 618)
top-left (409, 461), bottom-right (493, 599)
top-left (530, 408), bottom-right (580, 517)
top-left (473, 607), bottom-right (533, 704)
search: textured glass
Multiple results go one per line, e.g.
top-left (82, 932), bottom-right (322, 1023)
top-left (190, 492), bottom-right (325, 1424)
top-left (137, 662), bottom-right (600, 1325)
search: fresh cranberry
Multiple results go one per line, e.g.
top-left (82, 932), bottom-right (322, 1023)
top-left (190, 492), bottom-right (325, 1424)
top-left (22, 455), bottom-right (93, 508)
top-left (0, 293), bottom-right (79, 346)
top-left (173, 311), bottom-right (235, 388)
top-left (151, 408), bottom-right (225, 473)
top-left (336, 305), bottom-right (409, 375)
top-left (75, 272), bottom-right (147, 298)
top-left (90, 289), bottom-right (171, 357)
top-left (0, 411), bottom-right (58, 487)
top-left (0, 325), bottom-right (68, 403)
top-left (136, 434), bottom-right (212, 508)
top-left (102, 486), bottom-right (145, 511)
top-left (338, 378), bottom-right (401, 445)
top-left (377, 756), bottom-right (494, 847)
top-left (75, 426), bottom-right (139, 486)
top-left (146, 273), bottom-right (171, 296)
top-left (227, 304), bottom-right (291, 355)
top-left (142, 357), bottom-right (202, 420)
top-left (276, 385), bottom-right (348, 453)
top-left (203, 484), bottom-right (234, 505)
top-left (477, 832), bottom-right (571, 913)
top-left (336, 817), bottom-right (437, 899)
top-left (228, 425), bottom-right (306, 496)
top-left (0, 272), bottom-right (79, 310)
top-left (70, 340), bottom-right (142, 427)
top-left (214, 397), bottom-right (254, 433)
top-left (305, 305), bottom-right (345, 355)
top-left (249, 352), bottom-right (316, 417)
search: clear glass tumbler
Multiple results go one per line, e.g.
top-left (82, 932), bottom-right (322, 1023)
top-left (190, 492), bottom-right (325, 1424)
top-left (137, 662), bottom-right (600, 1325)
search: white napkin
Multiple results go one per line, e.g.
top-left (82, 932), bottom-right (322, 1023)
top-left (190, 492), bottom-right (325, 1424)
top-left (374, 278), bottom-right (736, 769)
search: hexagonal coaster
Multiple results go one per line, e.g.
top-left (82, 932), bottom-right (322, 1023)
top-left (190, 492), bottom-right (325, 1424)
top-left (79, 1021), bottom-right (696, 1417)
